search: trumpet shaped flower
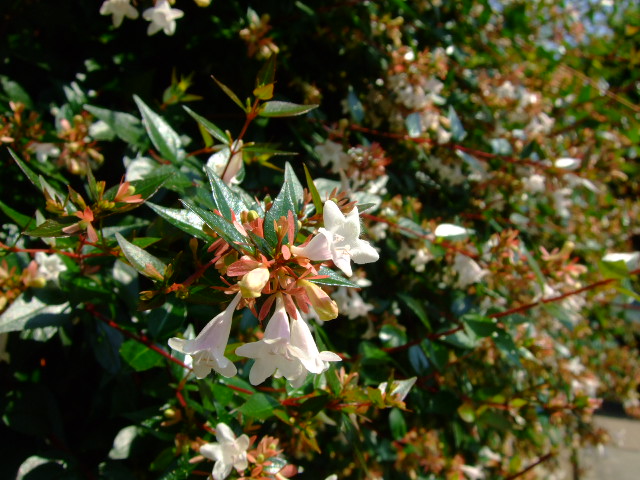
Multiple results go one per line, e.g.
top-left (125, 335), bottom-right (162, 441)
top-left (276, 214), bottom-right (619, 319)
top-left (236, 296), bottom-right (340, 387)
top-left (200, 423), bottom-right (250, 480)
top-left (168, 293), bottom-right (241, 378)
top-left (293, 201), bottom-right (378, 277)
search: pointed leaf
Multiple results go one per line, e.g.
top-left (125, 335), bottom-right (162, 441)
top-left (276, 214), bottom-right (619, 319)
top-left (183, 106), bottom-right (229, 145)
top-left (9, 148), bottom-right (42, 190)
top-left (0, 200), bottom-right (34, 229)
top-left (26, 217), bottom-right (78, 238)
top-left (303, 164), bottom-right (323, 215)
top-left (133, 95), bottom-right (184, 164)
top-left (180, 200), bottom-right (252, 254)
top-left (146, 202), bottom-right (210, 241)
top-left (258, 101), bottom-right (318, 118)
top-left (212, 76), bottom-right (247, 112)
top-left (84, 104), bottom-right (148, 149)
top-left (310, 266), bottom-right (361, 288)
top-left (0, 293), bottom-right (70, 333)
top-left (120, 340), bottom-right (165, 371)
top-left (116, 232), bottom-right (167, 281)
top-left (204, 166), bottom-right (249, 220)
top-left (263, 164), bottom-right (301, 246)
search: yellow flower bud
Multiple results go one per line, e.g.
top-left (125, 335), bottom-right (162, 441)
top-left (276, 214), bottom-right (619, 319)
top-left (238, 266), bottom-right (270, 298)
top-left (299, 280), bottom-right (338, 321)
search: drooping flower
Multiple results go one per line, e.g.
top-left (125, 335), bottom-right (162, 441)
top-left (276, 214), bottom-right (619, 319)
top-left (235, 295), bottom-right (306, 386)
top-left (235, 296), bottom-right (340, 387)
top-left (237, 266), bottom-right (270, 299)
top-left (99, 0), bottom-right (139, 28)
top-left (295, 201), bottom-right (379, 277)
top-left (298, 280), bottom-right (338, 321)
top-left (168, 293), bottom-right (242, 378)
top-left (142, 0), bottom-right (184, 36)
top-left (200, 422), bottom-right (250, 480)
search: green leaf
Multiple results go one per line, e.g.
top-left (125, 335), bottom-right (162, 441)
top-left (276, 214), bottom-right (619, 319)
top-left (263, 163), bottom-right (302, 246)
top-left (147, 300), bottom-right (187, 339)
top-left (599, 259), bottom-right (630, 280)
top-left (105, 167), bottom-right (173, 202)
top-left (0, 293), bottom-right (70, 333)
top-left (457, 402), bottom-right (476, 423)
top-left (303, 163), bottom-right (323, 215)
top-left (183, 106), bottom-right (229, 145)
top-left (0, 76), bottom-right (33, 108)
top-left (26, 217), bottom-right (78, 238)
top-left (237, 393), bottom-right (280, 420)
top-left (462, 314), bottom-right (499, 338)
top-left (0, 200), bottom-right (34, 229)
top-left (258, 100), bottom-right (318, 118)
top-left (146, 202), bottom-right (210, 241)
top-left (115, 232), bottom-right (167, 281)
top-left (133, 95), bottom-right (184, 164)
top-left (180, 200), bottom-right (252, 254)
top-left (389, 408), bottom-right (408, 439)
top-left (120, 339), bottom-right (165, 371)
top-left (398, 293), bottom-right (431, 331)
top-left (9, 148), bottom-right (42, 190)
top-left (84, 104), bottom-right (148, 149)
top-left (212, 76), bottom-right (247, 112)
top-left (311, 266), bottom-right (361, 288)
top-left (204, 166), bottom-right (249, 220)
top-left (256, 55), bottom-right (277, 88)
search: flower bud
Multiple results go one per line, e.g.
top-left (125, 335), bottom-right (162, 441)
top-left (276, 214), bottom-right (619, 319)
top-left (238, 266), bottom-right (270, 298)
top-left (299, 280), bottom-right (338, 321)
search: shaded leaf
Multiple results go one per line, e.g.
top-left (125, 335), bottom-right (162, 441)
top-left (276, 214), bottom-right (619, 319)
top-left (133, 95), bottom-right (184, 164)
top-left (258, 100), bottom-right (318, 118)
top-left (116, 232), bottom-right (167, 281)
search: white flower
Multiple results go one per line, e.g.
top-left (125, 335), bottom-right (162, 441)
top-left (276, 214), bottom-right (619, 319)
top-left (453, 253), bottom-right (488, 288)
top-left (315, 140), bottom-right (351, 173)
top-left (200, 423), bottom-right (250, 480)
top-left (168, 293), bottom-right (241, 378)
top-left (434, 223), bottom-right (472, 238)
top-left (461, 464), bottom-right (485, 480)
top-left (142, 0), bottom-right (184, 36)
top-left (410, 248), bottom-right (433, 273)
top-left (235, 296), bottom-right (339, 387)
top-left (34, 252), bottom-right (67, 282)
top-left (333, 287), bottom-right (373, 319)
top-left (602, 252), bottom-right (640, 271)
top-left (554, 157), bottom-right (581, 170)
top-left (28, 142), bottom-right (60, 162)
top-left (521, 173), bottom-right (546, 193)
top-left (99, 0), bottom-right (139, 27)
top-left (319, 200), bottom-right (379, 277)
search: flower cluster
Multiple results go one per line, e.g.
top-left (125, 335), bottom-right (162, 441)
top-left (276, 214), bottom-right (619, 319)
top-left (100, 0), bottom-right (185, 36)
top-left (169, 199), bottom-right (379, 387)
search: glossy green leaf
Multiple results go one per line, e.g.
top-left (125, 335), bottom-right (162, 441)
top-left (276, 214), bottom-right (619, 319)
top-left (120, 339), bottom-right (165, 371)
top-left (0, 200), bottom-right (34, 229)
top-left (204, 166), bottom-right (249, 220)
top-left (115, 232), bottom-right (167, 281)
top-left (258, 100), bottom-right (318, 118)
top-left (310, 266), bottom-right (361, 288)
top-left (212, 76), bottom-right (246, 112)
top-left (84, 104), bottom-right (148, 149)
top-left (398, 293), bottom-right (431, 331)
top-left (0, 293), bottom-right (70, 333)
top-left (133, 95), bottom-right (184, 164)
top-left (237, 393), bottom-right (280, 420)
top-left (26, 217), bottom-right (77, 238)
top-left (183, 106), bottom-right (229, 145)
top-left (146, 202), bottom-right (209, 241)
top-left (263, 163), bottom-right (301, 246)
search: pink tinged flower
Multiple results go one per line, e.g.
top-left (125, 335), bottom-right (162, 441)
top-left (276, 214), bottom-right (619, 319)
top-left (168, 293), bottom-right (242, 378)
top-left (62, 207), bottom-right (98, 243)
top-left (99, 0), bottom-right (139, 28)
top-left (290, 231), bottom-right (332, 261)
top-left (142, 0), bottom-right (184, 36)
top-left (289, 309), bottom-right (341, 374)
top-left (200, 422), bottom-right (250, 480)
top-left (319, 200), bottom-right (379, 277)
top-left (237, 266), bottom-right (270, 299)
top-left (235, 296), bottom-right (305, 387)
top-left (298, 280), bottom-right (338, 321)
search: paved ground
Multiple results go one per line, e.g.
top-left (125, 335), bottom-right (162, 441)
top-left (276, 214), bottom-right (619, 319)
top-left (578, 414), bottom-right (640, 479)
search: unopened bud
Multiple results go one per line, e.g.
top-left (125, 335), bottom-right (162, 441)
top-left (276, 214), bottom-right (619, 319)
top-left (299, 280), bottom-right (338, 321)
top-left (238, 266), bottom-right (270, 298)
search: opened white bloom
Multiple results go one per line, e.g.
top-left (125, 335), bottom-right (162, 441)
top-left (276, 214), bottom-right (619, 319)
top-left (315, 140), bottom-right (351, 173)
top-left (333, 286), bottom-right (373, 319)
top-left (461, 464), bottom-right (486, 480)
top-left (434, 223), bottom-right (472, 238)
top-left (28, 142), bottom-right (60, 162)
top-left (296, 201), bottom-right (379, 277)
top-left (142, 0), bottom-right (184, 36)
top-left (235, 296), bottom-right (339, 387)
top-left (168, 293), bottom-right (241, 378)
top-left (34, 252), bottom-right (67, 282)
top-left (554, 157), bottom-right (581, 170)
top-left (602, 252), bottom-right (640, 271)
top-left (99, 0), bottom-right (138, 27)
top-left (453, 253), bottom-right (488, 288)
top-left (200, 423), bottom-right (250, 480)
